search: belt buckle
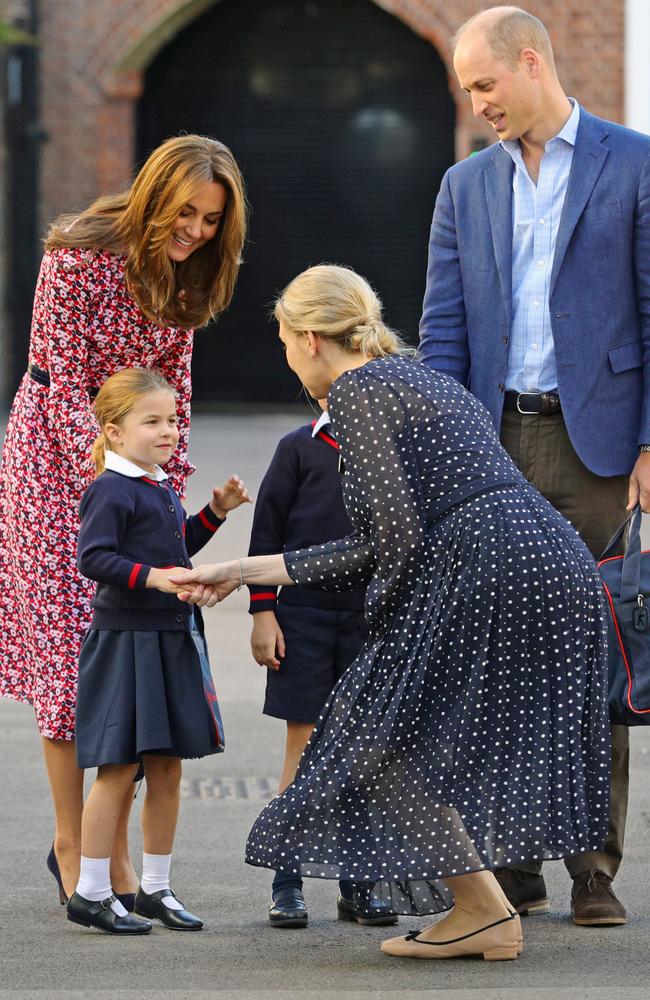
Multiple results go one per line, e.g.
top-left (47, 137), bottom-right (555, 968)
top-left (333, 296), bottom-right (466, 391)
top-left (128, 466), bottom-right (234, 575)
top-left (516, 392), bottom-right (539, 415)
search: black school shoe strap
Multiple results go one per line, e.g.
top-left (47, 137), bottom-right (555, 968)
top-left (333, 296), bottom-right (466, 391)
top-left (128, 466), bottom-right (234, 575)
top-left (134, 886), bottom-right (203, 930)
top-left (67, 891), bottom-right (152, 934)
top-left (404, 911), bottom-right (517, 945)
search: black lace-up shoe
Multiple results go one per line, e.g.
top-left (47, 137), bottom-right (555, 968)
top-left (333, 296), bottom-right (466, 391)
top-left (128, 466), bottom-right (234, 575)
top-left (571, 870), bottom-right (627, 926)
top-left (494, 869), bottom-right (550, 916)
top-left (337, 883), bottom-right (398, 926)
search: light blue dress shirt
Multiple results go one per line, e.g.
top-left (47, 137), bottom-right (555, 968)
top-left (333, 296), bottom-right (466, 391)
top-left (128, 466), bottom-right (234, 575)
top-left (501, 98), bottom-right (580, 392)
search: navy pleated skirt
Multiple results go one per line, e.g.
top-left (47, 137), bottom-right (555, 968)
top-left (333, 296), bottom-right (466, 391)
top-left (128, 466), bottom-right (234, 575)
top-left (75, 622), bottom-right (224, 768)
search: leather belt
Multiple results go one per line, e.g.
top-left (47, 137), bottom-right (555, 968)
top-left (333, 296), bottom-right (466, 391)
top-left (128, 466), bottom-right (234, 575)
top-left (504, 390), bottom-right (561, 416)
top-left (28, 363), bottom-right (99, 399)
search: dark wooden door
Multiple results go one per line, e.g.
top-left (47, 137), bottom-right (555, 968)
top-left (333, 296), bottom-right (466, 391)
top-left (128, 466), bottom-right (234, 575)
top-left (137, 0), bottom-right (455, 403)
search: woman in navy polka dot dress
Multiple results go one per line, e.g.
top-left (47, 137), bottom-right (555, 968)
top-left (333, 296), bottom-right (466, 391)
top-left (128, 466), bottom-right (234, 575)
top-left (172, 265), bottom-right (610, 962)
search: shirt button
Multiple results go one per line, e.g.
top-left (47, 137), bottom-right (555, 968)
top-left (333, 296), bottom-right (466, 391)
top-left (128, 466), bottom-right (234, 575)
top-left (539, 217), bottom-right (545, 224)
top-left (503, 335), bottom-right (509, 344)
top-left (175, 614), bottom-right (183, 624)
top-left (168, 505), bottom-right (175, 512)
top-left (534, 300), bottom-right (540, 307)
top-left (532, 343), bottom-right (539, 350)
top-left (537, 259), bottom-right (545, 267)
top-left (498, 383), bottom-right (505, 393)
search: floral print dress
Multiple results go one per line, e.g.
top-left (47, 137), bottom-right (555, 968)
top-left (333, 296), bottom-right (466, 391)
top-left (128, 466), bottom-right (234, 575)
top-left (0, 248), bottom-right (195, 740)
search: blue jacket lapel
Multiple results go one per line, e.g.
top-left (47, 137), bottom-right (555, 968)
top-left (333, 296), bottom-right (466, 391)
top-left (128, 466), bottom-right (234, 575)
top-left (550, 111), bottom-right (609, 294)
top-left (484, 148), bottom-right (514, 326)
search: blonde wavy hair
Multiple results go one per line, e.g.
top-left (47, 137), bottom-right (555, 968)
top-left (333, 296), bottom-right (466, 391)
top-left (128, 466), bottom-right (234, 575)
top-left (91, 368), bottom-right (174, 476)
top-left (46, 135), bottom-right (247, 330)
top-left (274, 264), bottom-right (414, 358)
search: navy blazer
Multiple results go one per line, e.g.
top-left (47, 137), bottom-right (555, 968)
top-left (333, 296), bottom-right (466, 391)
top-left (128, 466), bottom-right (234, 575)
top-left (419, 108), bottom-right (650, 477)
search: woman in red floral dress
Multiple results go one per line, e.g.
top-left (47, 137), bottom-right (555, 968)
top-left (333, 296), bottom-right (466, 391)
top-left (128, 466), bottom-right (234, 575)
top-left (0, 134), bottom-right (246, 903)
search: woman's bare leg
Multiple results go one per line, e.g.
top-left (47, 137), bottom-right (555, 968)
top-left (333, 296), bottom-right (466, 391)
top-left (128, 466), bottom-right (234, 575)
top-left (42, 737), bottom-right (84, 898)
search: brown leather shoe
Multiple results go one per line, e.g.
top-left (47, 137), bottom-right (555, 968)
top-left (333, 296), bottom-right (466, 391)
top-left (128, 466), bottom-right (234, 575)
top-left (571, 870), bottom-right (627, 926)
top-left (494, 868), bottom-right (549, 915)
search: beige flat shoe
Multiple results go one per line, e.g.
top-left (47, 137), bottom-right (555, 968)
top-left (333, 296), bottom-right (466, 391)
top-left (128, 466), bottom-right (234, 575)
top-left (380, 910), bottom-right (520, 961)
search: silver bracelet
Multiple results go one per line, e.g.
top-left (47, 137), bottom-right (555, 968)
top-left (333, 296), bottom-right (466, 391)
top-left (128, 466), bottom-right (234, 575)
top-left (237, 559), bottom-right (244, 591)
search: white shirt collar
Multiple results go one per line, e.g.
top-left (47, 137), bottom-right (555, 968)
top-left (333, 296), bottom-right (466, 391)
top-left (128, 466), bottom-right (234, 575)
top-left (311, 411), bottom-right (331, 437)
top-left (104, 450), bottom-right (168, 481)
top-left (501, 97), bottom-right (580, 157)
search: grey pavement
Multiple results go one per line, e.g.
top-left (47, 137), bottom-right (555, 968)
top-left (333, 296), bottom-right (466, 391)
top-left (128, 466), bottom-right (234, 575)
top-left (1, 410), bottom-right (649, 1000)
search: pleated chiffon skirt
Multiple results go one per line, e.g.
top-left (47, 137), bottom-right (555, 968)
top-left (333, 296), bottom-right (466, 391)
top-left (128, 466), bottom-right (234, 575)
top-left (245, 486), bottom-right (610, 915)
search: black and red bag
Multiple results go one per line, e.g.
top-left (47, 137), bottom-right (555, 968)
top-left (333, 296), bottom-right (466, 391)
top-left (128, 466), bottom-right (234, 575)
top-left (598, 505), bottom-right (650, 725)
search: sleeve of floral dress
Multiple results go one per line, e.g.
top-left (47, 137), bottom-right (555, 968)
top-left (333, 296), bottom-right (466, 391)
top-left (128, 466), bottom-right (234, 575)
top-left (156, 329), bottom-right (196, 499)
top-left (42, 250), bottom-right (100, 494)
top-left (285, 367), bottom-right (427, 632)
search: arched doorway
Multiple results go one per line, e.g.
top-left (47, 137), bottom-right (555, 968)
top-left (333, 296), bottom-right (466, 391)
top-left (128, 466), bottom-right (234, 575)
top-left (137, 0), bottom-right (455, 403)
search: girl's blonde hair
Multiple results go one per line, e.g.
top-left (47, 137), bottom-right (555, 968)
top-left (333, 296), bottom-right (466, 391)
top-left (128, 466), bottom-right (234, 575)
top-left (274, 264), bottom-right (414, 358)
top-left (46, 135), bottom-right (247, 330)
top-left (91, 368), bottom-right (174, 476)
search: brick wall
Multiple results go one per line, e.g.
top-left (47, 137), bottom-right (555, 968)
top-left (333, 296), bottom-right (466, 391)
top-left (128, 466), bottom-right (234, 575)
top-left (37, 0), bottom-right (625, 231)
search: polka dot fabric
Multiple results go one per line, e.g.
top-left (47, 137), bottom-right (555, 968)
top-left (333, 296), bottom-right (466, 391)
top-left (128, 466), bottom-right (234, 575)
top-left (0, 249), bottom-right (195, 740)
top-left (246, 356), bottom-right (610, 915)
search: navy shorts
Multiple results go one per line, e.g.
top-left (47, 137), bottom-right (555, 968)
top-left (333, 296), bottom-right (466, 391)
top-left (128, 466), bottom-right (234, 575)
top-left (263, 604), bottom-right (368, 723)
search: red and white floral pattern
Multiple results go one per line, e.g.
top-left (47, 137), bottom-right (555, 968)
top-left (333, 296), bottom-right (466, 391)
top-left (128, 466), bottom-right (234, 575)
top-left (0, 248), bottom-right (195, 740)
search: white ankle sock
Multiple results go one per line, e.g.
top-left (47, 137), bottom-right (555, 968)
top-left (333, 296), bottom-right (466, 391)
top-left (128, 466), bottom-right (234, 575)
top-left (76, 856), bottom-right (127, 917)
top-left (141, 853), bottom-right (183, 910)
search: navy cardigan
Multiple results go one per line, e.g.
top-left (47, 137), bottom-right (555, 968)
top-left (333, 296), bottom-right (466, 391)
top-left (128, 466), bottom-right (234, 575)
top-left (77, 470), bottom-right (224, 631)
top-left (247, 422), bottom-right (365, 614)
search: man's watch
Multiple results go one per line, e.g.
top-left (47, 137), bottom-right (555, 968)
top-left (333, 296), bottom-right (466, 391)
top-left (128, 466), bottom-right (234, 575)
top-left (640, 445), bottom-right (650, 452)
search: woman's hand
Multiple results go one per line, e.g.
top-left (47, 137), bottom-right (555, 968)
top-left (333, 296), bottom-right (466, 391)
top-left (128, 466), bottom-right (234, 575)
top-left (250, 611), bottom-right (286, 670)
top-left (209, 474), bottom-right (252, 519)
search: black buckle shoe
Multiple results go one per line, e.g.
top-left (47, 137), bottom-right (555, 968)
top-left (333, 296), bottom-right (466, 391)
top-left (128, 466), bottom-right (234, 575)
top-left (67, 892), bottom-right (152, 934)
top-left (494, 868), bottom-right (550, 916)
top-left (134, 887), bottom-right (203, 931)
top-left (269, 887), bottom-right (309, 928)
top-left (337, 883), bottom-right (398, 926)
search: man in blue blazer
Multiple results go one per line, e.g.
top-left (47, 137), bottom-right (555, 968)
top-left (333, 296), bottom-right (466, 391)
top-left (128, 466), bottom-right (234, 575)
top-left (419, 6), bottom-right (650, 927)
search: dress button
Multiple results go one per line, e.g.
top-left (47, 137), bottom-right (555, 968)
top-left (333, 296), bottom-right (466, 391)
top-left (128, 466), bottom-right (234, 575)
top-left (168, 505), bottom-right (175, 512)
top-left (175, 614), bottom-right (183, 624)
top-left (498, 383), bottom-right (505, 392)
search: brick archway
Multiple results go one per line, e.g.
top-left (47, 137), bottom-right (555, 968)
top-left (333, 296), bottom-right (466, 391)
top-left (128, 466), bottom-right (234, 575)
top-left (39, 0), bottom-right (473, 226)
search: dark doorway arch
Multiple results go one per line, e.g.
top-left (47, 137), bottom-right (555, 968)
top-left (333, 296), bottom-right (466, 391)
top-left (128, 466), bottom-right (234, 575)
top-left (137, 0), bottom-right (455, 403)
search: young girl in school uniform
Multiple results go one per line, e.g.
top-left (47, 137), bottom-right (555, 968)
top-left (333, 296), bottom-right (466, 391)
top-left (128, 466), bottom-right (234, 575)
top-left (67, 367), bottom-right (250, 935)
top-left (248, 400), bottom-right (396, 930)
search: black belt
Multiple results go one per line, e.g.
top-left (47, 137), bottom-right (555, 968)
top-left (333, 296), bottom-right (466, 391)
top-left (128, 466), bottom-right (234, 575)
top-left (28, 363), bottom-right (99, 399)
top-left (504, 390), bottom-right (561, 416)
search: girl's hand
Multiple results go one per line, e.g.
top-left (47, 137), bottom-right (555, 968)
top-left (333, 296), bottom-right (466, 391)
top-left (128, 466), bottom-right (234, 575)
top-left (146, 567), bottom-right (188, 594)
top-left (250, 611), bottom-right (286, 670)
top-left (177, 580), bottom-right (239, 607)
top-left (209, 475), bottom-right (252, 519)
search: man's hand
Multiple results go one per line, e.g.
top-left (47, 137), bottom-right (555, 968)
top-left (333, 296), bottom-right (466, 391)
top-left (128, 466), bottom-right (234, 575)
top-left (250, 611), bottom-right (286, 671)
top-left (209, 475), bottom-right (252, 519)
top-left (628, 452), bottom-right (650, 512)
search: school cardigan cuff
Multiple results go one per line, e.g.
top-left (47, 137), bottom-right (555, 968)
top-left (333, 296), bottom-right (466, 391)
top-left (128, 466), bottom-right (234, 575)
top-left (128, 563), bottom-right (152, 590)
top-left (248, 586), bottom-right (278, 614)
top-left (198, 504), bottom-right (225, 533)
